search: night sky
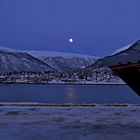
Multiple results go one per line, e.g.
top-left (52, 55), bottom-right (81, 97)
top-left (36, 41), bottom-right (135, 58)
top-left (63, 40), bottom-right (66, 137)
top-left (0, 0), bottom-right (140, 56)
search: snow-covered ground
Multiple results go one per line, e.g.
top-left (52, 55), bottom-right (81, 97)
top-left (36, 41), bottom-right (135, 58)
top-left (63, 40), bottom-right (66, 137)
top-left (0, 105), bottom-right (140, 140)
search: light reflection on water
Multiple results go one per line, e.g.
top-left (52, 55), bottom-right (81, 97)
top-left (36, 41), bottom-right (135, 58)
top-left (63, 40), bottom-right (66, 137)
top-left (65, 85), bottom-right (77, 104)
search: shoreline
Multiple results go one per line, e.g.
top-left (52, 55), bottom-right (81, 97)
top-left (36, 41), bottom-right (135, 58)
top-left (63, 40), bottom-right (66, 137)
top-left (0, 82), bottom-right (125, 85)
top-left (0, 102), bottom-right (139, 107)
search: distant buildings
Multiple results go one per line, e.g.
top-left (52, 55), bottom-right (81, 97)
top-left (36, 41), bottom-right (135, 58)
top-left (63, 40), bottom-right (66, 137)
top-left (0, 69), bottom-right (123, 84)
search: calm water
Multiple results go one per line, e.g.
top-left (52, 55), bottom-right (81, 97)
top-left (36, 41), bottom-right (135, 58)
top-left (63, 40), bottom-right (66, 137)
top-left (0, 84), bottom-right (140, 104)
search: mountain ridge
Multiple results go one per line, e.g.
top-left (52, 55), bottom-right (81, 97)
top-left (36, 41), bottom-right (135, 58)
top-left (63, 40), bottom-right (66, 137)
top-left (0, 49), bottom-right (55, 73)
top-left (27, 51), bottom-right (98, 72)
top-left (0, 47), bottom-right (98, 72)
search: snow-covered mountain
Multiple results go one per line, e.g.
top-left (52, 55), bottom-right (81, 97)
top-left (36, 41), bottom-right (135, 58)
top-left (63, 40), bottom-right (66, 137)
top-left (28, 51), bottom-right (98, 71)
top-left (88, 40), bottom-right (140, 69)
top-left (1, 42), bottom-right (138, 83)
top-left (84, 40), bottom-right (140, 83)
top-left (0, 47), bottom-right (98, 73)
top-left (0, 48), bottom-right (55, 73)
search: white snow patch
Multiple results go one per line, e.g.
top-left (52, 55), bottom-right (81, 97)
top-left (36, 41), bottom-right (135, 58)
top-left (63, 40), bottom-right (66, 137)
top-left (27, 50), bottom-right (99, 59)
top-left (0, 46), bottom-right (20, 53)
top-left (0, 46), bottom-right (99, 59)
top-left (112, 44), bottom-right (132, 55)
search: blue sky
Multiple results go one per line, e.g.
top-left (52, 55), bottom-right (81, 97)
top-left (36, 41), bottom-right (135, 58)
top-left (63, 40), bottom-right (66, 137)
top-left (0, 0), bottom-right (140, 56)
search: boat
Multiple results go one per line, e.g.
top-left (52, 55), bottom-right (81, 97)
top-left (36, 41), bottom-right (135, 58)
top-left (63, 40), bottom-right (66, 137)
top-left (103, 41), bottom-right (140, 96)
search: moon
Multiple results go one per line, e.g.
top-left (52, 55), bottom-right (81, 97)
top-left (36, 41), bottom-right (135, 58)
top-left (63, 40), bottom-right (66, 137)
top-left (69, 38), bottom-right (73, 43)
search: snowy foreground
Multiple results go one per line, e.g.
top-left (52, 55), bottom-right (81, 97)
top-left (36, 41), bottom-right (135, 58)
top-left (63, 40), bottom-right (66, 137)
top-left (0, 105), bottom-right (140, 140)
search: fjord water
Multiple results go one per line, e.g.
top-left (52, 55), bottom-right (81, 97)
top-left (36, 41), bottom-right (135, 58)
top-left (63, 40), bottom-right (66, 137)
top-left (0, 84), bottom-right (140, 104)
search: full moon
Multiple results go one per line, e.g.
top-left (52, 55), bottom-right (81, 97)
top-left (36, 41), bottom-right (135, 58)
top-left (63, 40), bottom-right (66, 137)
top-left (69, 38), bottom-right (73, 43)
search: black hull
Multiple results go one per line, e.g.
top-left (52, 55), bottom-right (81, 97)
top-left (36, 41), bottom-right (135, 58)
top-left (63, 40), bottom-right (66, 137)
top-left (103, 52), bottom-right (140, 96)
top-left (110, 63), bottom-right (140, 96)
top-left (103, 40), bottom-right (140, 96)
